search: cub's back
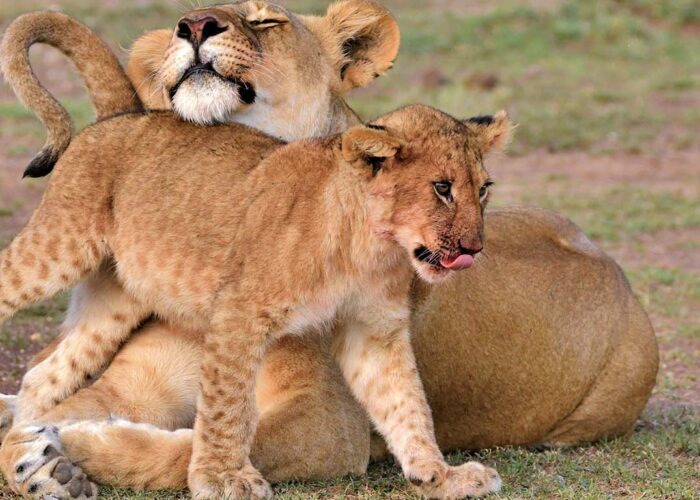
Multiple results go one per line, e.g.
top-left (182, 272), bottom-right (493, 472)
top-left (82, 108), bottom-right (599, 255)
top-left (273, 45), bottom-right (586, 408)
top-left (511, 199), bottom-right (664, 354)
top-left (49, 112), bottom-right (283, 322)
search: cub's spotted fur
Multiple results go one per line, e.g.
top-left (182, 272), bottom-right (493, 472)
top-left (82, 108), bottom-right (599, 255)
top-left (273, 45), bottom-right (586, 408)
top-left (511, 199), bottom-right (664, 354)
top-left (0, 105), bottom-right (511, 498)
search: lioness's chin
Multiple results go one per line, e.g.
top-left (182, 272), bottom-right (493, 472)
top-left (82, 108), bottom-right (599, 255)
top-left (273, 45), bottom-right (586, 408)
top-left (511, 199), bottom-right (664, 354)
top-left (171, 77), bottom-right (243, 125)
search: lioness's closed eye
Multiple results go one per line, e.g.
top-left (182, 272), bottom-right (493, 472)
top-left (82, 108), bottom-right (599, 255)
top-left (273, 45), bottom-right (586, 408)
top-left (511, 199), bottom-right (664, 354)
top-left (128, 0), bottom-right (400, 137)
top-left (0, 0), bottom-right (399, 178)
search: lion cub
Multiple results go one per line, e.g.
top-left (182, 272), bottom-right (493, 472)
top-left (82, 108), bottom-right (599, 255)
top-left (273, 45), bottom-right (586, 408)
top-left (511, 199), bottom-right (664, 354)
top-left (0, 104), bottom-right (510, 498)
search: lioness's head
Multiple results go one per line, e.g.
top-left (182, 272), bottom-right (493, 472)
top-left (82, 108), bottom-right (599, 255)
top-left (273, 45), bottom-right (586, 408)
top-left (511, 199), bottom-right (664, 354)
top-left (128, 0), bottom-right (399, 140)
top-left (342, 105), bottom-right (512, 282)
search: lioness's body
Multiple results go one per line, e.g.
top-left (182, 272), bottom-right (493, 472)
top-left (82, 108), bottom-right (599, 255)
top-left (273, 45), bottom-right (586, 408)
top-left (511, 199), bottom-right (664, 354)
top-left (0, 1), bottom-right (657, 496)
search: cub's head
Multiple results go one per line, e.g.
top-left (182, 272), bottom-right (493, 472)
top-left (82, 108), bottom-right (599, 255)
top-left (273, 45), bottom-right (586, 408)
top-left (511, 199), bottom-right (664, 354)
top-left (128, 0), bottom-right (399, 139)
top-left (342, 105), bottom-right (513, 282)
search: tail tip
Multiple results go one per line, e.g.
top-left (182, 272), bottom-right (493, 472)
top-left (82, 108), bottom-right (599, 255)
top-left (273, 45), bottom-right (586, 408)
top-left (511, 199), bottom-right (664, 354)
top-left (23, 149), bottom-right (59, 178)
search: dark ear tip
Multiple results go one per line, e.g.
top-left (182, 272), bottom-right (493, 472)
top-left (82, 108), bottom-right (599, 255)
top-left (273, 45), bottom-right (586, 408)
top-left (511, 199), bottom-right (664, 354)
top-left (22, 150), bottom-right (58, 178)
top-left (465, 115), bottom-right (494, 126)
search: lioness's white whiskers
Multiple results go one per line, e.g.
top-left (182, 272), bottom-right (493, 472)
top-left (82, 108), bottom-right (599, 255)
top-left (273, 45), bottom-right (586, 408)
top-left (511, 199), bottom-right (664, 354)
top-left (248, 59), bottom-right (285, 83)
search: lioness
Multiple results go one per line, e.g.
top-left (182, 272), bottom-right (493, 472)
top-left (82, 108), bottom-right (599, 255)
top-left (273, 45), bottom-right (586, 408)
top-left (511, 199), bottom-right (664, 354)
top-left (0, 103), bottom-right (512, 499)
top-left (0, 1), bottom-right (657, 498)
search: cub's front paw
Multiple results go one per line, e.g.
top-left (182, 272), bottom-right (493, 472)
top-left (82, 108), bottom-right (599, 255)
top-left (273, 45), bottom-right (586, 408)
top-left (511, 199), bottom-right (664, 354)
top-left (0, 424), bottom-right (97, 499)
top-left (406, 458), bottom-right (501, 498)
top-left (188, 461), bottom-right (272, 499)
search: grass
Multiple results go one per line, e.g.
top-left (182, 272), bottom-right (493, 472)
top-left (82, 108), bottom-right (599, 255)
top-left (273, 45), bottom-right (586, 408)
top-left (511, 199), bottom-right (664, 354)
top-left (272, 407), bottom-right (700, 499)
top-left (522, 186), bottom-right (700, 242)
top-left (0, 294), bottom-right (69, 349)
top-left (0, 0), bottom-right (698, 498)
top-left (2, 0), bottom-right (700, 153)
top-left (3, 405), bottom-right (691, 499)
top-left (1, 404), bottom-right (697, 499)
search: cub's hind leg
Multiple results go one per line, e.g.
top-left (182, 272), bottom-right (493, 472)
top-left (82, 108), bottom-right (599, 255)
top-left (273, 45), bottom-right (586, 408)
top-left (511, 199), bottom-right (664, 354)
top-left (40, 337), bottom-right (368, 493)
top-left (0, 213), bottom-right (104, 322)
top-left (16, 262), bottom-right (150, 422)
top-left (0, 322), bottom-right (198, 498)
top-left (0, 184), bottom-right (119, 421)
top-left (0, 395), bottom-right (16, 443)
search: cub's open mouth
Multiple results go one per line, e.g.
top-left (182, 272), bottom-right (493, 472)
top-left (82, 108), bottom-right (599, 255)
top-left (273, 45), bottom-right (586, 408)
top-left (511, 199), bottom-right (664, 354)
top-left (414, 246), bottom-right (474, 271)
top-left (169, 62), bottom-right (256, 104)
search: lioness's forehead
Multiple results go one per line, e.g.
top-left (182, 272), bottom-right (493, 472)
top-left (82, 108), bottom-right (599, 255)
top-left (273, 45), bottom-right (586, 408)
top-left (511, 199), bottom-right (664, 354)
top-left (207, 1), bottom-right (292, 19)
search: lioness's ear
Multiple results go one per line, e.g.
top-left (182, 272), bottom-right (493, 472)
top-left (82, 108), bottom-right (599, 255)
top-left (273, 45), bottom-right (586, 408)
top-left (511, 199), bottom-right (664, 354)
top-left (342, 125), bottom-right (403, 173)
top-left (127, 29), bottom-right (172, 110)
top-left (463, 111), bottom-right (513, 155)
top-left (314, 0), bottom-right (400, 93)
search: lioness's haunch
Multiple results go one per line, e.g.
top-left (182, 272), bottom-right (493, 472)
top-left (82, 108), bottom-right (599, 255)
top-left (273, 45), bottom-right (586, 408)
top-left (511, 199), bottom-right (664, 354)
top-left (0, 105), bottom-right (511, 498)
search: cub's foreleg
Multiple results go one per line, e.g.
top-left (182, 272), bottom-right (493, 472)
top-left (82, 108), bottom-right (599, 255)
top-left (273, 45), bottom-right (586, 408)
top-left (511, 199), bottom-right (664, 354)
top-left (187, 289), bottom-right (274, 500)
top-left (16, 263), bottom-right (149, 422)
top-left (334, 309), bottom-right (501, 499)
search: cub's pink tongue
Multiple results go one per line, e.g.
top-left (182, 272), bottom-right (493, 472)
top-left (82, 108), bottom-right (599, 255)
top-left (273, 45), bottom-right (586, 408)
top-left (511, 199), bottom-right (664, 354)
top-left (440, 254), bottom-right (474, 270)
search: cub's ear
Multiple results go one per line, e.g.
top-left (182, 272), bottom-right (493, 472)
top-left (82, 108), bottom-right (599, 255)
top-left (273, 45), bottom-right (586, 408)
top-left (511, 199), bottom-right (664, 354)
top-left (311, 0), bottom-right (400, 93)
top-left (463, 111), bottom-right (513, 156)
top-left (127, 29), bottom-right (173, 110)
top-left (342, 125), bottom-right (403, 173)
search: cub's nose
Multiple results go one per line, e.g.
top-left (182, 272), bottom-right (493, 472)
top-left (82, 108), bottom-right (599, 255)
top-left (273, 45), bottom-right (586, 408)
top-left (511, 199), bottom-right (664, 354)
top-left (458, 239), bottom-right (483, 256)
top-left (177, 14), bottom-right (228, 47)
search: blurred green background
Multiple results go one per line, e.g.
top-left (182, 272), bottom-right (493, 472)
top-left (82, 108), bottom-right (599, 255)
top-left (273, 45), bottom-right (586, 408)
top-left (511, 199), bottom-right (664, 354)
top-left (2, 0), bottom-right (700, 153)
top-left (0, 1), bottom-right (698, 498)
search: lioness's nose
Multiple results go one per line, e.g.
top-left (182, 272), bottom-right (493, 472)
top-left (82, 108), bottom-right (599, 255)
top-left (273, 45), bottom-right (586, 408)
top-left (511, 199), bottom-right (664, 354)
top-left (177, 14), bottom-right (228, 47)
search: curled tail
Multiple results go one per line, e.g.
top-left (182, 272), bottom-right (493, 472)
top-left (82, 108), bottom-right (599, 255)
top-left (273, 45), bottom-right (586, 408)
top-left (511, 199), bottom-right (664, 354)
top-left (0, 11), bottom-right (143, 177)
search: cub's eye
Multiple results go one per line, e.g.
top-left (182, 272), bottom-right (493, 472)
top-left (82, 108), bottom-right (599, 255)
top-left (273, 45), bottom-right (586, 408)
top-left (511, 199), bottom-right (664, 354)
top-left (480, 180), bottom-right (494, 199)
top-left (433, 181), bottom-right (453, 201)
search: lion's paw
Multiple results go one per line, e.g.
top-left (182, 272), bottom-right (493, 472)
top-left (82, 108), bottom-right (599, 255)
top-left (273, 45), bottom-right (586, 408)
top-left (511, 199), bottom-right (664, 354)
top-left (0, 424), bottom-right (97, 499)
top-left (189, 461), bottom-right (272, 499)
top-left (407, 459), bottom-right (501, 498)
top-left (0, 394), bottom-right (16, 443)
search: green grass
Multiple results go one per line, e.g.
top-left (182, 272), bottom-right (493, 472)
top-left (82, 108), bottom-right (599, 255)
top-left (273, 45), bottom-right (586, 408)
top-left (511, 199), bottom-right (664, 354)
top-left (0, 99), bottom-right (97, 133)
top-left (0, 294), bottom-right (69, 347)
top-left (521, 186), bottom-right (700, 242)
top-left (345, 0), bottom-right (700, 154)
top-left (627, 267), bottom-right (700, 319)
top-left (2, 0), bottom-right (700, 152)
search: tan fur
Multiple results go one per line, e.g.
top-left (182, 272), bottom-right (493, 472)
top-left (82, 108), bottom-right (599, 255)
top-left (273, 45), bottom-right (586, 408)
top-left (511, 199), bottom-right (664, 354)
top-left (0, 324), bottom-right (368, 493)
top-left (0, 1), bottom-right (657, 497)
top-left (406, 208), bottom-right (658, 453)
top-left (0, 207), bottom-right (656, 498)
top-left (124, 0), bottom-right (398, 138)
top-left (3, 0), bottom-right (399, 426)
top-left (0, 105), bottom-right (510, 498)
